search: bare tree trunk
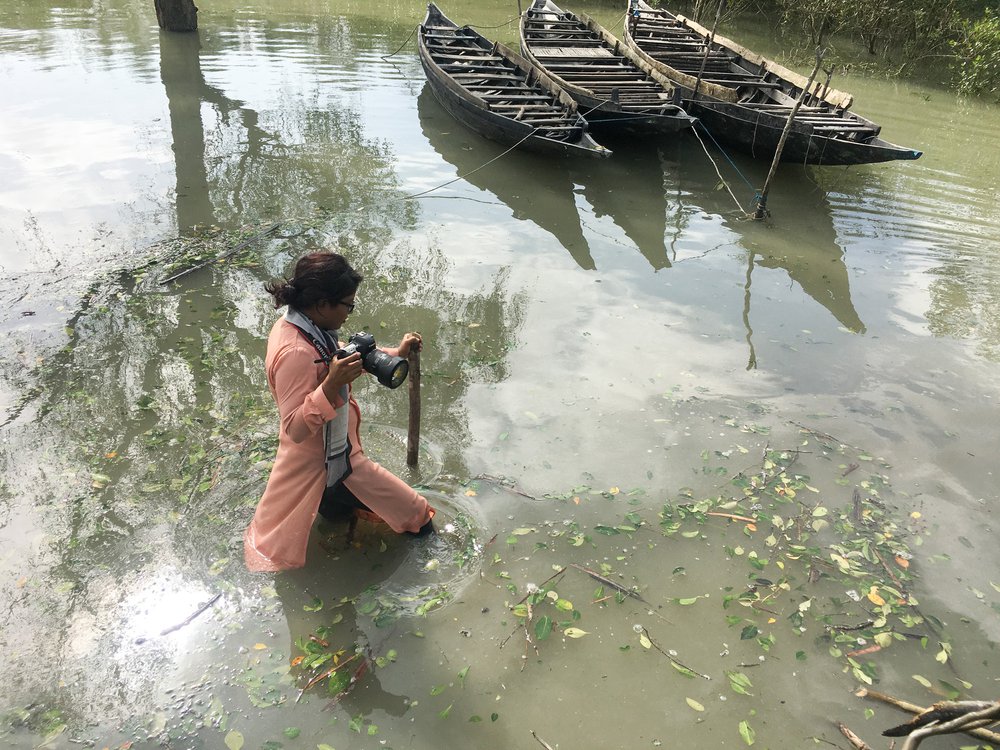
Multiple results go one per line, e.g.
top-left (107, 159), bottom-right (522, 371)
top-left (154, 0), bottom-right (198, 32)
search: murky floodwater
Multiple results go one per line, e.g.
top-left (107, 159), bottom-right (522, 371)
top-left (2, 0), bottom-right (999, 748)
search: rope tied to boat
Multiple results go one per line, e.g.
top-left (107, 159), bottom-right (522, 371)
top-left (382, 26), bottom-right (416, 60)
top-left (689, 122), bottom-right (758, 217)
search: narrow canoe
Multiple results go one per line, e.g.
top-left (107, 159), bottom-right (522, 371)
top-left (622, 0), bottom-right (922, 165)
top-left (417, 3), bottom-right (611, 158)
top-left (519, 0), bottom-right (696, 135)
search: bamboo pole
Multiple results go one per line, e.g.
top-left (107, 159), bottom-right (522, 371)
top-left (406, 349), bottom-right (421, 466)
top-left (692, 0), bottom-right (726, 100)
top-left (753, 47), bottom-right (825, 220)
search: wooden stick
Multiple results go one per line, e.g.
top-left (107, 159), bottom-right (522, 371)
top-left (855, 689), bottom-right (1000, 745)
top-left (158, 592), bottom-right (221, 636)
top-left (692, 0), bottom-right (725, 99)
top-left (640, 626), bottom-right (711, 680)
top-left (753, 47), bottom-right (826, 220)
top-left (836, 722), bottom-right (873, 750)
top-left (406, 348), bottom-right (421, 466)
top-left (707, 511), bottom-right (757, 523)
top-left (530, 730), bottom-right (556, 750)
top-left (569, 563), bottom-right (647, 603)
top-left (160, 222), bottom-right (280, 284)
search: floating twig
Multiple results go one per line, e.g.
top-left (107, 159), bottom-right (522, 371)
top-left (569, 563), bottom-right (647, 604)
top-left (836, 721), bottom-right (873, 750)
top-left (295, 652), bottom-right (361, 703)
top-left (160, 222), bottom-right (280, 284)
top-left (471, 473), bottom-right (537, 500)
top-left (158, 593), bottom-right (221, 636)
top-left (707, 511), bottom-right (757, 523)
top-left (531, 730), bottom-right (556, 750)
top-left (569, 563), bottom-right (671, 623)
top-left (639, 626), bottom-right (711, 680)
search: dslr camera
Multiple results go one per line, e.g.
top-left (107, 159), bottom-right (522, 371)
top-left (336, 332), bottom-right (408, 389)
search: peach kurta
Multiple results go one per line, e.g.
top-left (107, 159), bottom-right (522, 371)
top-left (244, 319), bottom-right (433, 572)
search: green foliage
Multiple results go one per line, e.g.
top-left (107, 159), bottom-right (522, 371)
top-left (954, 9), bottom-right (1000, 99)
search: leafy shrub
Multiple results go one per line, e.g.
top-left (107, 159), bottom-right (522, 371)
top-left (954, 9), bottom-right (1000, 98)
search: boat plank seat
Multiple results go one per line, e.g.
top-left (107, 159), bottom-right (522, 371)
top-left (528, 45), bottom-right (615, 56)
top-left (811, 124), bottom-right (878, 133)
top-left (450, 71), bottom-right (522, 80)
top-left (705, 79), bottom-right (782, 89)
top-left (430, 53), bottom-right (503, 61)
top-left (478, 92), bottom-right (554, 100)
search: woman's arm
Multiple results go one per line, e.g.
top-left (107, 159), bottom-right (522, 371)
top-left (270, 345), bottom-right (347, 444)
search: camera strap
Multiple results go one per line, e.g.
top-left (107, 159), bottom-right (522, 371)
top-left (285, 321), bottom-right (336, 365)
top-left (283, 310), bottom-right (351, 486)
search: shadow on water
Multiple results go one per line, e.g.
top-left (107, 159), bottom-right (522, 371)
top-left (416, 85), bottom-right (596, 270)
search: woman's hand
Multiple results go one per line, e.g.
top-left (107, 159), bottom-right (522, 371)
top-left (396, 332), bottom-right (423, 358)
top-left (321, 352), bottom-right (363, 402)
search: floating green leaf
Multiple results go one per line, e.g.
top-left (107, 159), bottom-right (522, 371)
top-left (224, 730), bottom-right (244, 750)
top-left (563, 627), bottom-right (588, 638)
top-left (727, 672), bottom-right (753, 696)
top-left (738, 720), bottom-right (755, 745)
top-left (535, 615), bottom-right (553, 641)
top-left (686, 697), bottom-right (705, 712)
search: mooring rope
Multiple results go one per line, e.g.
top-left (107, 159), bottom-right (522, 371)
top-left (690, 124), bottom-right (750, 216)
top-left (371, 128), bottom-right (541, 207)
top-left (382, 27), bottom-right (416, 60)
top-left (468, 15), bottom-right (521, 30)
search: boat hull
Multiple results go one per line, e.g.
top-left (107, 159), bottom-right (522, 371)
top-left (689, 98), bottom-right (922, 165)
top-left (622, 0), bottom-right (922, 165)
top-left (519, 0), bottom-right (696, 136)
top-left (418, 4), bottom-right (610, 158)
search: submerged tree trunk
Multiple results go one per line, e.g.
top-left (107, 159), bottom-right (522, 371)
top-left (154, 0), bottom-right (198, 32)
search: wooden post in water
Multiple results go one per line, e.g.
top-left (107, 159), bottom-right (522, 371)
top-left (753, 46), bottom-right (826, 221)
top-left (154, 0), bottom-right (198, 32)
top-left (406, 349), bottom-right (421, 466)
top-left (692, 0), bottom-right (726, 100)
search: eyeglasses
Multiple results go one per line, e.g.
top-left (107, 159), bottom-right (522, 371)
top-left (337, 300), bottom-right (356, 313)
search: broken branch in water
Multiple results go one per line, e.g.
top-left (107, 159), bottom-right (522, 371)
top-left (707, 511), bottom-right (757, 523)
top-left (836, 721), bottom-right (873, 750)
top-left (897, 701), bottom-right (1000, 750)
top-left (160, 222), bottom-right (281, 284)
top-left (531, 730), bottom-right (556, 750)
top-left (639, 626), bottom-right (711, 680)
top-left (158, 593), bottom-right (221, 636)
top-left (569, 563), bottom-right (671, 623)
top-left (569, 563), bottom-right (647, 603)
top-left (295, 651), bottom-right (362, 703)
top-left (855, 688), bottom-right (1000, 745)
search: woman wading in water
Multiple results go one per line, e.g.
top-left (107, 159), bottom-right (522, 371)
top-left (244, 252), bottom-right (434, 572)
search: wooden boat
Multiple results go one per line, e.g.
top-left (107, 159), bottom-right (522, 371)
top-left (519, 0), bottom-right (696, 135)
top-left (417, 3), bottom-right (610, 158)
top-left (622, 0), bottom-right (922, 165)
